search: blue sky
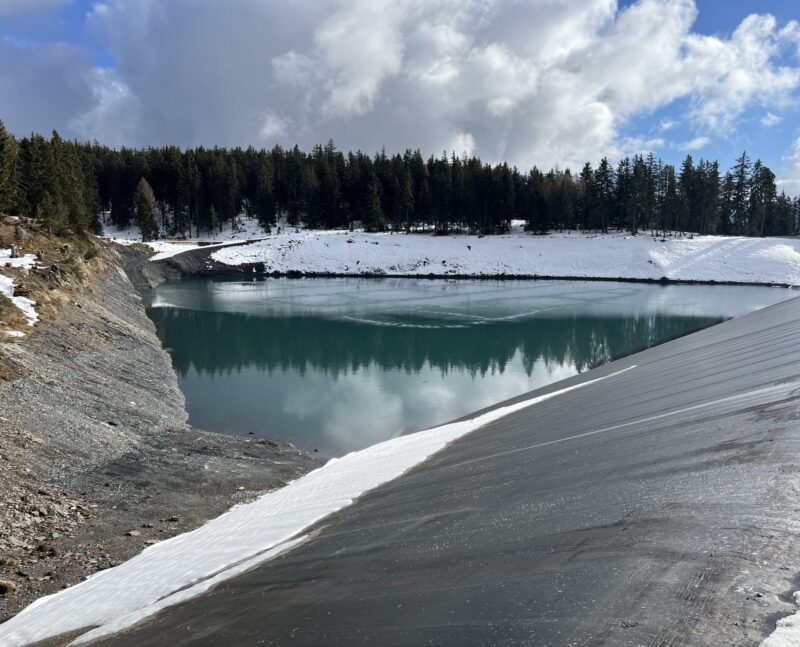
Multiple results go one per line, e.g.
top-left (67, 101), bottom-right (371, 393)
top-left (621, 0), bottom-right (800, 173)
top-left (1, 0), bottom-right (800, 190)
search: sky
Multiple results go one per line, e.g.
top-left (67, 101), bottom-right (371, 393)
top-left (1, 0), bottom-right (800, 192)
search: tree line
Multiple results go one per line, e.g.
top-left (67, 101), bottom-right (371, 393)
top-left (0, 119), bottom-right (797, 241)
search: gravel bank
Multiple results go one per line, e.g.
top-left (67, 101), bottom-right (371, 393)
top-left (0, 247), bottom-right (320, 620)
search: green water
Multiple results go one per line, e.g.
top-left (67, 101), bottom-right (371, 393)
top-left (145, 277), bottom-right (794, 456)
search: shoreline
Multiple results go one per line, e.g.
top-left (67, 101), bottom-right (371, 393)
top-left (142, 245), bottom-right (800, 289)
top-left (122, 229), bottom-right (800, 289)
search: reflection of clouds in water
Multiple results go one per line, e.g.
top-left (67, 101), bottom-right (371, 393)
top-left (281, 353), bottom-right (577, 452)
top-left (154, 278), bottom-right (796, 456)
top-left (282, 369), bottom-right (405, 451)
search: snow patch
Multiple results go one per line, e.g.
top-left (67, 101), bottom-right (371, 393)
top-left (0, 248), bottom-right (39, 326)
top-left (100, 217), bottom-right (269, 260)
top-left (0, 366), bottom-right (633, 646)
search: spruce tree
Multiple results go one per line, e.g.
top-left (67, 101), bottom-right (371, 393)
top-left (595, 158), bottom-right (614, 233)
top-left (399, 167), bottom-right (414, 233)
top-left (0, 119), bottom-right (17, 216)
top-left (135, 177), bottom-right (159, 241)
top-left (749, 161), bottom-right (776, 237)
top-left (254, 160), bottom-right (276, 229)
top-left (364, 176), bottom-right (385, 232)
top-left (731, 152), bottom-right (751, 235)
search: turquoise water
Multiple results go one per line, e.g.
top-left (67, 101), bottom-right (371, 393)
top-left (146, 277), bottom-right (794, 456)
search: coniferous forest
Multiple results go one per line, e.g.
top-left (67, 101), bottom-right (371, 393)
top-left (0, 118), bottom-right (797, 242)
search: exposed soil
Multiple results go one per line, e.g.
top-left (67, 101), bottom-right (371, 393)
top-left (0, 243), bottom-right (320, 621)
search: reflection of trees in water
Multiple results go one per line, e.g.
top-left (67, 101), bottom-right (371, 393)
top-left (148, 307), bottom-right (722, 379)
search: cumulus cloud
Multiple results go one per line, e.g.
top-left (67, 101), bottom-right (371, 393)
top-left (659, 118), bottom-right (678, 132)
top-left (314, 0), bottom-right (406, 118)
top-left (680, 136), bottom-right (711, 151)
top-left (2, 0), bottom-right (800, 171)
top-left (683, 14), bottom-right (800, 131)
top-left (450, 131), bottom-right (476, 156)
top-left (68, 67), bottom-right (141, 145)
top-left (258, 111), bottom-right (290, 141)
top-left (761, 112), bottom-right (782, 127)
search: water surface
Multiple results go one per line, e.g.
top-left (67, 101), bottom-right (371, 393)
top-left (146, 278), bottom-right (794, 456)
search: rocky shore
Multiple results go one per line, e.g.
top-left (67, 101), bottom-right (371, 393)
top-left (0, 245), bottom-right (320, 620)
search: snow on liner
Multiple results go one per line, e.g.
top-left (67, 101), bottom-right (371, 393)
top-left (211, 229), bottom-right (800, 285)
top-left (0, 367), bottom-right (632, 646)
top-left (760, 593), bottom-right (800, 647)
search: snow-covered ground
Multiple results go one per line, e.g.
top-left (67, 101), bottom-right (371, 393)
top-left (0, 366), bottom-right (632, 646)
top-left (100, 217), bottom-right (267, 260)
top-left (100, 218), bottom-right (800, 286)
top-left (211, 229), bottom-right (800, 286)
top-left (0, 248), bottom-right (39, 333)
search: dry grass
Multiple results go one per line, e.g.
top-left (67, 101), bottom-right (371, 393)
top-left (0, 293), bottom-right (27, 331)
top-left (0, 219), bottom-right (114, 342)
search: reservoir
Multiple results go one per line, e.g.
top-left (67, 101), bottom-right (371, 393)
top-left (146, 278), bottom-right (794, 456)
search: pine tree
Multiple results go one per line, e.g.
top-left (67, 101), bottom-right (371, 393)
top-left (253, 159), bottom-right (276, 230)
top-left (595, 158), bottom-right (614, 232)
top-left (364, 175), bottom-right (385, 232)
top-left (700, 161), bottom-right (721, 234)
top-left (615, 158), bottom-right (633, 231)
top-left (749, 160), bottom-right (776, 237)
top-left (719, 172), bottom-right (735, 235)
top-left (662, 165), bottom-right (679, 235)
top-left (209, 204), bottom-right (218, 235)
top-left (0, 119), bottom-right (17, 216)
top-left (399, 167), bottom-right (414, 233)
top-left (772, 193), bottom-right (795, 237)
top-left (0, 128), bottom-right (793, 244)
top-left (731, 152), bottom-right (751, 235)
top-left (135, 177), bottom-right (159, 241)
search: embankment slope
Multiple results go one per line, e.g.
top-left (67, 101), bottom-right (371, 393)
top-left (0, 246), bottom-right (319, 619)
top-left (102, 294), bottom-right (800, 646)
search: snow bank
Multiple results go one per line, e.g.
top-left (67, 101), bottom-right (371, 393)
top-left (101, 217), bottom-right (267, 260)
top-left (211, 230), bottom-right (800, 286)
top-left (0, 366), bottom-right (632, 646)
top-left (0, 248), bottom-right (39, 325)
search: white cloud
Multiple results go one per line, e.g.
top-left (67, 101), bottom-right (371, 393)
top-left (683, 14), bottom-right (800, 131)
top-left (314, 0), bottom-right (406, 118)
top-left (761, 112), bottom-right (783, 127)
top-left (450, 131), bottom-right (476, 156)
top-left (680, 136), bottom-right (710, 151)
top-left (2, 0), bottom-right (800, 170)
top-left (257, 111), bottom-right (290, 142)
top-left (617, 136), bottom-right (666, 157)
top-left (659, 118), bottom-right (678, 132)
top-left (68, 67), bottom-right (140, 146)
top-left (779, 137), bottom-right (800, 194)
